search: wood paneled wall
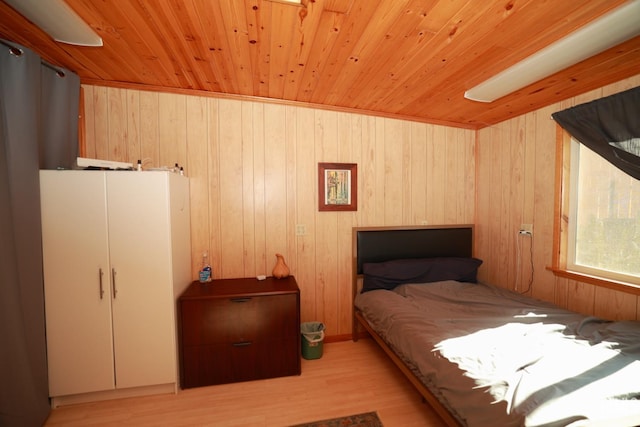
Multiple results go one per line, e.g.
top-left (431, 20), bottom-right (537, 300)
top-left (476, 74), bottom-right (640, 321)
top-left (82, 86), bottom-right (475, 337)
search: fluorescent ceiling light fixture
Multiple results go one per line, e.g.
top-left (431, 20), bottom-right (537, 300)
top-left (464, 0), bottom-right (640, 103)
top-left (4, 0), bottom-right (103, 47)
top-left (266, 0), bottom-right (304, 5)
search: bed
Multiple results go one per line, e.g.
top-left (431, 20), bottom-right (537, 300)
top-left (352, 225), bottom-right (640, 427)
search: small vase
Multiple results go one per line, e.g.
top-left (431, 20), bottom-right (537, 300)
top-left (272, 253), bottom-right (290, 279)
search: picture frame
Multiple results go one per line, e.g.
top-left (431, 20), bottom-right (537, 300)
top-left (318, 162), bottom-right (357, 211)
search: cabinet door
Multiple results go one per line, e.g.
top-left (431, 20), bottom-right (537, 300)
top-left (40, 171), bottom-right (115, 396)
top-left (106, 172), bottom-right (176, 388)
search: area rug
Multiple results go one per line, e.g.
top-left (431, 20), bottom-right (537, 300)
top-left (289, 411), bottom-right (383, 427)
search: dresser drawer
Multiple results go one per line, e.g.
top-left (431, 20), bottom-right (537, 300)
top-left (180, 293), bottom-right (298, 346)
top-left (181, 338), bottom-right (299, 388)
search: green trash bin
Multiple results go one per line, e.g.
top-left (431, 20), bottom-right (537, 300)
top-left (301, 322), bottom-right (325, 360)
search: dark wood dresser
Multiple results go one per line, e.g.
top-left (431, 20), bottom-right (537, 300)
top-left (178, 276), bottom-right (301, 388)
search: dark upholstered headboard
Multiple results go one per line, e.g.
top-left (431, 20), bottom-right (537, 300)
top-left (351, 225), bottom-right (475, 338)
top-left (353, 225), bottom-right (474, 275)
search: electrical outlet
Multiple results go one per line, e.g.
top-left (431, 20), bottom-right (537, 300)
top-left (520, 223), bottom-right (533, 235)
top-left (295, 224), bottom-right (306, 236)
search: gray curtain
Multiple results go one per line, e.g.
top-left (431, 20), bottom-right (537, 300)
top-left (1, 39), bottom-right (79, 426)
top-left (40, 64), bottom-right (80, 169)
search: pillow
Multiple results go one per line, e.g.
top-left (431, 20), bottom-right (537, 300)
top-left (361, 257), bottom-right (483, 292)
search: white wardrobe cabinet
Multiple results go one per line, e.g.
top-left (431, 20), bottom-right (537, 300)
top-left (39, 170), bottom-right (191, 407)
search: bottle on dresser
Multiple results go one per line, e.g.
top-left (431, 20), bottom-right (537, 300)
top-left (199, 251), bottom-right (212, 283)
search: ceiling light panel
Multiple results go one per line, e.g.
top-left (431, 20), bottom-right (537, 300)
top-left (4, 0), bottom-right (103, 47)
top-left (464, 0), bottom-right (640, 103)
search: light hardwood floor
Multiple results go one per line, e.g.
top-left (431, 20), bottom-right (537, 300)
top-left (45, 339), bottom-right (447, 426)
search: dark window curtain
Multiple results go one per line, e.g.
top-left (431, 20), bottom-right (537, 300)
top-left (1, 39), bottom-right (80, 426)
top-left (0, 40), bottom-right (49, 427)
top-left (551, 86), bottom-right (640, 180)
top-left (40, 64), bottom-right (80, 169)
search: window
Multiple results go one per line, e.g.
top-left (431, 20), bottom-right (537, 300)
top-left (565, 138), bottom-right (640, 285)
top-left (551, 87), bottom-right (640, 291)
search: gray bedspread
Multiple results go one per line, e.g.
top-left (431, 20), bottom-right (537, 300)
top-left (354, 281), bottom-right (640, 427)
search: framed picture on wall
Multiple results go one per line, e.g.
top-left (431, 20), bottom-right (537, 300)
top-left (318, 162), bottom-right (357, 211)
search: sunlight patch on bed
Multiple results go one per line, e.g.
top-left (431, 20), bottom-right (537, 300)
top-left (513, 312), bottom-right (548, 318)
top-left (434, 320), bottom-right (640, 426)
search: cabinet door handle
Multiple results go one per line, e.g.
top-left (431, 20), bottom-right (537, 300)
top-left (111, 268), bottom-right (117, 299)
top-left (99, 268), bottom-right (105, 299)
top-left (232, 341), bottom-right (252, 347)
top-left (230, 297), bottom-right (252, 303)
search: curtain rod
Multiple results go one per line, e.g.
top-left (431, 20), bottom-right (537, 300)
top-left (1, 39), bottom-right (66, 77)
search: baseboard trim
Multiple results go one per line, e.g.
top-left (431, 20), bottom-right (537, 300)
top-left (324, 333), bottom-right (354, 343)
top-left (50, 383), bottom-right (176, 408)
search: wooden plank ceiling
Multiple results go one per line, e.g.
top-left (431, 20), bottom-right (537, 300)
top-left (1, 0), bottom-right (639, 129)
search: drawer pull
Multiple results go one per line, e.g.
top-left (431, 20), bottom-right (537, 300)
top-left (232, 341), bottom-right (252, 347)
top-left (230, 297), bottom-right (252, 303)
